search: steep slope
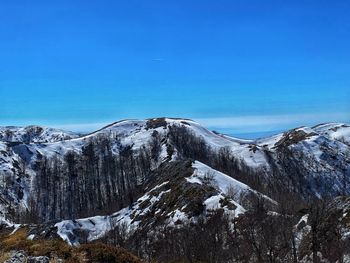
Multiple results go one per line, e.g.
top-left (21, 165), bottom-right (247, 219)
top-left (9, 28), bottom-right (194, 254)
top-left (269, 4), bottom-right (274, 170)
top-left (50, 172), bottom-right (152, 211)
top-left (0, 142), bottom-right (27, 225)
top-left (253, 125), bottom-right (350, 197)
top-left (54, 160), bottom-right (277, 246)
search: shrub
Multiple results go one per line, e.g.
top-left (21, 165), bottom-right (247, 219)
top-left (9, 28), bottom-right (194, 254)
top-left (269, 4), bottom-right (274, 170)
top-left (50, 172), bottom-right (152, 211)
top-left (0, 227), bottom-right (142, 262)
top-left (79, 243), bottom-right (143, 263)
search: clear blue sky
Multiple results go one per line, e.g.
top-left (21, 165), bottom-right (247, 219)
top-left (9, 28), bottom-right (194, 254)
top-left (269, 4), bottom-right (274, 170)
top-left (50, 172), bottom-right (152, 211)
top-left (1, 0), bottom-right (349, 137)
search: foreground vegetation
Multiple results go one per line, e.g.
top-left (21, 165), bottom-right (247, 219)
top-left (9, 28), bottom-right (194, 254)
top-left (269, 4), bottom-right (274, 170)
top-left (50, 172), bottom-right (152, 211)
top-left (0, 227), bottom-right (142, 263)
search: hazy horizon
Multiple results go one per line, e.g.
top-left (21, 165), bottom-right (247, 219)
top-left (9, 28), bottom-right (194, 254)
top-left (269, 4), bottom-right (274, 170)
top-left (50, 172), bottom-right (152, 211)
top-left (1, 115), bottom-right (349, 140)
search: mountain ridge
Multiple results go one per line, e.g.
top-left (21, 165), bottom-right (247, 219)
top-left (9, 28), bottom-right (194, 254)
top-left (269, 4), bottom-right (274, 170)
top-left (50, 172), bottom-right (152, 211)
top-left (1, 117), bottom-right (350, 262)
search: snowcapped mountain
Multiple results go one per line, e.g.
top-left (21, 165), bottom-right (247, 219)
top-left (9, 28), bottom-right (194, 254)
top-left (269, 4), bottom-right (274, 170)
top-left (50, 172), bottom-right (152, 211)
top-left (0, 125), bottom-right (79, 143)
top-left (0, 117), bottom-right (350, 260)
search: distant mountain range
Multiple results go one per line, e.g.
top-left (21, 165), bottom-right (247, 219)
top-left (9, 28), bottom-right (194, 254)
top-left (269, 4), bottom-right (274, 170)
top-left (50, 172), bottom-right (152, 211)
top-left (0, 118), bottom-right (350, 262)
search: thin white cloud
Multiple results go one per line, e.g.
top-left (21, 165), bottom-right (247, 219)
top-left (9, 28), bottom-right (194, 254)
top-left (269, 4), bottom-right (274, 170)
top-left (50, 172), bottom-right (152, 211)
top-left (46, 112), bottom-right (349, 134)
top-left (50, 122), bottom-right (111, 133)
top-left (194, 112), bottom-right (350, 133)
top-left (151, 58), bottom-right (165, 62)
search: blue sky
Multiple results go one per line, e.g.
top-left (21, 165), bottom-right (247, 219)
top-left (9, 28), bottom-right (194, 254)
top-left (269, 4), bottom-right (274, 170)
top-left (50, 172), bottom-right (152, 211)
top-left (1, 1), bottom-right (349, 138)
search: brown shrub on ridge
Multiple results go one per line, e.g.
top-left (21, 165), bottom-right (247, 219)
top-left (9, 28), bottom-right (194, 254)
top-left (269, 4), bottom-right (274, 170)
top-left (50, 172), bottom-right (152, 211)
top-left (0, 227), bottom-right (142, 263)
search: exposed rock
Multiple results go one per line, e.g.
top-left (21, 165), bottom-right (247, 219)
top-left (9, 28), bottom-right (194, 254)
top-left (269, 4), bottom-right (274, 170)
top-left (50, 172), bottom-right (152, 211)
top-left (4, 251), bottom-right (27, 263)
top-left (27, 224), bottom-right (60, 240)
top-left (27, 256), bottom-right (50, 263)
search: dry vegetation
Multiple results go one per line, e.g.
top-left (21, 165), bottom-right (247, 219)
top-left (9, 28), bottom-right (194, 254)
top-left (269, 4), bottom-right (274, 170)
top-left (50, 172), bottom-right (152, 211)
top-left (0, 227), bottom-right (143, 263)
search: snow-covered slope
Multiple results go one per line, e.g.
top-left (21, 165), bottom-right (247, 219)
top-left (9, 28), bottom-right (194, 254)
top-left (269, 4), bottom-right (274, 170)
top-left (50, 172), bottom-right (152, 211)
top-left (54, 160), bottom-right (256, 246)
top-left (0, 125), bottom-right (79, 143)
top-left (0, 142), bottom-right (27, 225)
top-left (313, 123), bottom-right (350, 145)
top-left (11, 118), bottom-right (348, 172)
top-left (8, 118), bottom-right (245, 172)
top-left (251, 126), bottom-right (350, 196)
top-left (26, 118), bottom-right (238, 155)
top-left (0, 118), bottom-right (349, 229)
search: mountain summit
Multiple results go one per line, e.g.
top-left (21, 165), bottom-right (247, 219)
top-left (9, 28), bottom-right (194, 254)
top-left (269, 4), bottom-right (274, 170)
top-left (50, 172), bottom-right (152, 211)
top-left (0, 118), bottom-right (350, 262)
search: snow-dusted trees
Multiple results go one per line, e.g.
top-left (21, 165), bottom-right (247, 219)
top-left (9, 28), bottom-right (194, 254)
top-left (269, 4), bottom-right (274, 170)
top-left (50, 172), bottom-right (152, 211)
top-left (168, 124), bottom-right (211, 164)
top-left (119, 196), bottom-right (302, 263)
top-left (168, 125), bottom-right (266, 196)
top-left (103, 217), bottom-right (128, 247)
top-left (150, 130), bottom-right (162, 162)
top-left (29, 135), bottom-right (154, 222)
top-left (301, 198), bottom-right (347, 263)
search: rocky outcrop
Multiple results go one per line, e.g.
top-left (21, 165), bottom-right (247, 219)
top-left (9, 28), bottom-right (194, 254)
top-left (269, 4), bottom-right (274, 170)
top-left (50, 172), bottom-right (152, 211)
top-left (4, 251), bottom-right (26, 263)
top-left (27, 256), bottom-right (50, 263)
